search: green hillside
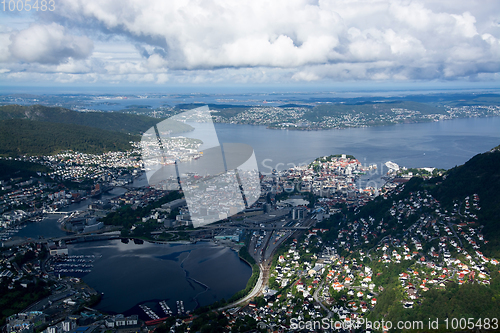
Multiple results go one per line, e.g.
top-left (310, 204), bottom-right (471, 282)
top-left (333, 147), bottom-right (500, 256)
top-left (0, 104), bottom-right (192, 135)
top-left (315, 147), bottom-right (500, 326)
top-left (0, 119), bottom-right (137, 156)
top-left (432, 149), bottom-right (500, 256)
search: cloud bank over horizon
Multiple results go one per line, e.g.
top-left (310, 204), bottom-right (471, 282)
top-left (1, 0), bottom-right (499, 86)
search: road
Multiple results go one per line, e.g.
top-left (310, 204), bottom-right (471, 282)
top-left (218, 215), bottom-right (316, 310)
top-left (447, 221), bottom-right (464, 248)
top-left (219, 221), bottom-right (303, 310)
top-left (313, 280), bottom-right (334, 318)
top-left (219, 263), bottom-right (269, 310)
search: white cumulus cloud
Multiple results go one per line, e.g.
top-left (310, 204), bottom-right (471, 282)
top-left (0, 0), bottom-right (499, 84)
top-left (8, 23), bottom-right (93, 64)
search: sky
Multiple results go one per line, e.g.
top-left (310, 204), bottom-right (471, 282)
top-left (1, 0), bottom-right (499, 91)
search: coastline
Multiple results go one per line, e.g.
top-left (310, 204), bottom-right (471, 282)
top-left (215, 114), bottom-right (500, 132)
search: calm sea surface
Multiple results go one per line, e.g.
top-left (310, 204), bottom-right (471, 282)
top-left (136, 116), bottom-right (500, 188)
top-left (182, 116), bottom-right (500, 188)
top-left (215, 117), bottom-right (500, 170)
top-left (66, 240), bottom-right (251, 317)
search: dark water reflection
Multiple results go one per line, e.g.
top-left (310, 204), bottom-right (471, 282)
top-left (67, 240), bottom-right (251, 317)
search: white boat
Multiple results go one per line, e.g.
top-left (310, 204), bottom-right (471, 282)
top-left (176, 300), bottom-right (185, 314)
top-left (385, 161), bottom-right (400, 171)
top-left (139, 304), bottom-right (160, 320)
top-left (159, 300), bottom-right (172, 315)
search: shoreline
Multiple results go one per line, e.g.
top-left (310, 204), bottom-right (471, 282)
top-left (214, 113), bottom-right (500, 132)
top-left (67, 237), bottom-right (253, 316)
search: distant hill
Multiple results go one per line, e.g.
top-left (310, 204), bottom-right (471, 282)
top-left (0, 119), bottom-right (137, 156)
top-left (174, 103), bottom-right (250, 110)
top-left (174, 103), bottom-right (251, 119)
top-left (301, 92), bottom-right (500, 106)
top-left (304, 101), bottom-right (446, 122)
top-left (278, 103), bottom-right (314, 108)
top-left (0, 104), bottom-right (192, 135)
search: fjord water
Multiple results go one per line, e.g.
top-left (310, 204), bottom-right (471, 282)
top-left (213, 116), bottom-right (500, 186)
top-left (67, 240), bottom-right (252, 317)
top-left (133, 116), bottom-right (500, 188)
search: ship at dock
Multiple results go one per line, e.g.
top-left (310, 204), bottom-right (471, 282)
top-left (385, 161), bottom-right (400, 172)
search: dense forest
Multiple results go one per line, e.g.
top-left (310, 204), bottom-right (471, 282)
top-left (0, 159), bottom-right (51, 181)
top-left (366, 268), bottom-right (500, 331)
top-left (431, 149), bottom-right (500, 257)
top-left (0, 119), bottom-right (137, 156)
top-left (0, 104), bottom-right (192, 135)
top-left (0, 279), bottom-right (51, 326)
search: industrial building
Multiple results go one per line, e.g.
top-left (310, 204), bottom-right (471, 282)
top-left (292, 207), bottom-right (308, 220)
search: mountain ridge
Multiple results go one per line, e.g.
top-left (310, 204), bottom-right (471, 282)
top-left (0, 104), bottom-right (193, 135)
